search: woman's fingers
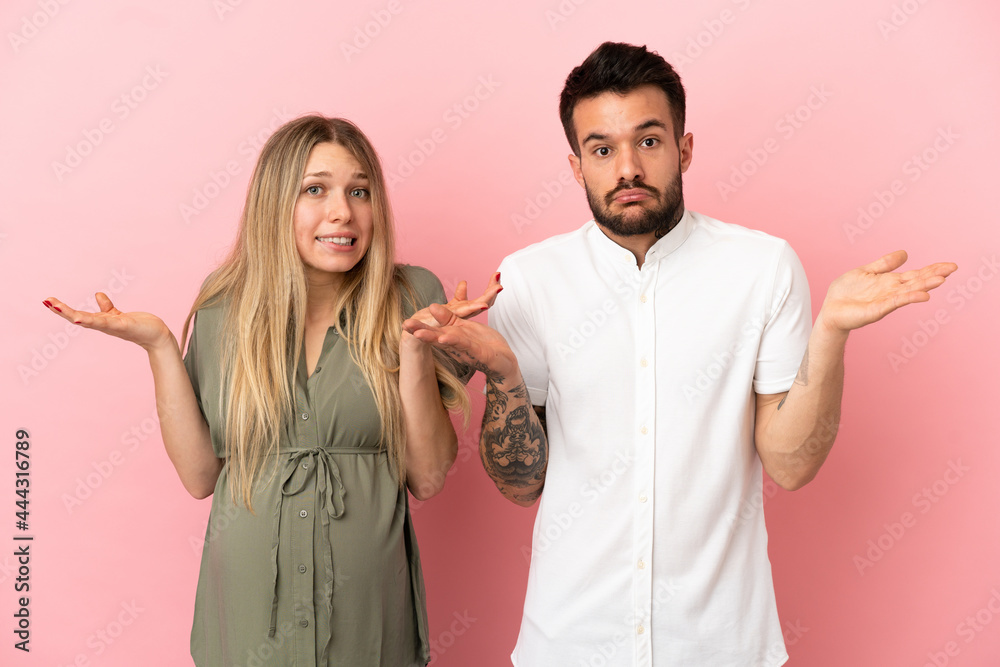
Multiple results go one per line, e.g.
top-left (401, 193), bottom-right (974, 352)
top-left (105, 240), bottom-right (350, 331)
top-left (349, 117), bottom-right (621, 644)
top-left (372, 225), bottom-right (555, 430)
top-left (43, 297), bottom-right (86, 324)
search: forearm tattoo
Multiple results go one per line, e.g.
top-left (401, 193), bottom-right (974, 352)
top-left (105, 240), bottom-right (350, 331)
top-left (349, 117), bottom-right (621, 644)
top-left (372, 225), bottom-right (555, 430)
top-left (777, 342), bottom-right (811, 411)
top-left (480, 379), bottom-right (548, 502)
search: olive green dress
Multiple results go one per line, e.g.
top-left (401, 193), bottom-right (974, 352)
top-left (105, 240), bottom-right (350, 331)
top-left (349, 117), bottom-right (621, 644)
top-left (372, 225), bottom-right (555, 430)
top-left (184, 266), bottom-right (447, 667)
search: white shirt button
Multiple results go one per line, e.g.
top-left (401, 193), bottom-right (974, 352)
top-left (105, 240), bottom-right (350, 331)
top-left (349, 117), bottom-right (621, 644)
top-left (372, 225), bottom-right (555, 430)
top-left (640, 426), bottom-right (648, 435)
top-left (640, 358), bottom-right (648, 368)
top-left (637, 559), bottom-right (645, 569)
top-left (639, 494), bottom-right (647, 503)
top-left (637, 625), bottom-right (645, 635)
top-left (640, 294), bottom-right (648, 303)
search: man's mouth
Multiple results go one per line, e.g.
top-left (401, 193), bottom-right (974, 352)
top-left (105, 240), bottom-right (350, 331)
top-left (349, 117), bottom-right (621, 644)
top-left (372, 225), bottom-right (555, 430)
top-left (607, 184), bottom-right (659, 205)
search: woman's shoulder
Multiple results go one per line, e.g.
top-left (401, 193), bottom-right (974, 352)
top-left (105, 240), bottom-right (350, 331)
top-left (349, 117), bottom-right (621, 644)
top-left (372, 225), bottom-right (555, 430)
top-left (396, 264), bottom-right (447, 311)
top-left (188, 288), bottom-right (231, 339)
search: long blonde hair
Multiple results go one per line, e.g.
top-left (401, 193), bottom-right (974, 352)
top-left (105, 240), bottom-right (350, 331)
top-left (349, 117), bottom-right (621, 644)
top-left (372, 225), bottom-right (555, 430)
top-left (182, 115), bottom-right (470, 508)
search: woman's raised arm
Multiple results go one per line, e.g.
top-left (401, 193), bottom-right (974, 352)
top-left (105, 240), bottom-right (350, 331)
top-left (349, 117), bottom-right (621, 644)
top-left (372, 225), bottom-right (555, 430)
top-left (43, 292), bottom-right (223, 498)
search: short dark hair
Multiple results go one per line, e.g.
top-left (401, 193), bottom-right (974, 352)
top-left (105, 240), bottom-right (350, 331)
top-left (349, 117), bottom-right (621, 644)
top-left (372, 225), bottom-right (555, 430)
top-left (559, 42), bottom-right (686, 156)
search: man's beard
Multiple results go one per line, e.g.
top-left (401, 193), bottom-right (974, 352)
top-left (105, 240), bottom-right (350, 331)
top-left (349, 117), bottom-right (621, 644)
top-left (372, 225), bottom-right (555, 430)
top-left (586, 169), bottom-right (684, 239)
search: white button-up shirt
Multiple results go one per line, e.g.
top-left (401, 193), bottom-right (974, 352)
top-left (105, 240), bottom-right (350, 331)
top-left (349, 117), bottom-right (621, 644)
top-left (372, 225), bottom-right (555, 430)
top-left (491, 211), bottom-right (811, 666)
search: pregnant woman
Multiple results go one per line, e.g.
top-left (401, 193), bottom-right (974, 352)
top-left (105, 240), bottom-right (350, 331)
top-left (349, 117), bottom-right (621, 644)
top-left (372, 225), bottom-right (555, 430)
top-left (44, 115), bottom-right (497, 666)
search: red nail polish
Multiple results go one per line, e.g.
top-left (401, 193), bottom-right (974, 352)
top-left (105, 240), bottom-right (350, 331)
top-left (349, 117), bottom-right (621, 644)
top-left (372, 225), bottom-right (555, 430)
top-left (42, 300), bottom-right (51, 308)
top-left (497, 286), bottom-right (504, 293)
top-left (53, 306), bottom-right (62, 313)
top-left (73, 320), bottom-right (82, 325)
top-left (494, 272), bottom-right (501, 282)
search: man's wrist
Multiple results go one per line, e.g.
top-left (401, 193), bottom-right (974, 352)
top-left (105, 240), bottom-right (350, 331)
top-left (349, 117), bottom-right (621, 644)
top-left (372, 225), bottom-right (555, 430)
top-left (812, 310), bottom-right (851, 347)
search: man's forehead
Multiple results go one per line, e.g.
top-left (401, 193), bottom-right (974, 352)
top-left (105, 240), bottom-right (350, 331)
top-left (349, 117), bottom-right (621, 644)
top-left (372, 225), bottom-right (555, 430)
top-left (573, 86), bottom-right (675, 140)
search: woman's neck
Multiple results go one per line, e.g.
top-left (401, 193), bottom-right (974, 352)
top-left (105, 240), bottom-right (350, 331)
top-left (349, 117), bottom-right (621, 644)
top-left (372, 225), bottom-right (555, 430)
top-left (303, 273), bottom-right (344, 328)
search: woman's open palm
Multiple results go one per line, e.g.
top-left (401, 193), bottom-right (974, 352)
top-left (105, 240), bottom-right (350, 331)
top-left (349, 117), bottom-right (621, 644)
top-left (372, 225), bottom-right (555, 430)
top-left (43, 292), bottom-right (173, 350)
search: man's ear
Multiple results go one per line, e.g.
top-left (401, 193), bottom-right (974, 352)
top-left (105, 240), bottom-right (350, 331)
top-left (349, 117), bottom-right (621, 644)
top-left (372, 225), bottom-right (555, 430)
top-left (569, 153), bottom-right (585, 189)
top-left (679, 132), bottom-right (694, 174)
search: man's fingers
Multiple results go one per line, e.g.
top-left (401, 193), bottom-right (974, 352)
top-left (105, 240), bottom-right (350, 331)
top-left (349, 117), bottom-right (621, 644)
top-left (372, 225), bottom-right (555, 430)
top-left (410, 327), bottom-right (443, 343)
top-left (862, 250), bottom-right (908, 274)
top-left (403, 318), bottom-right (435, 334)
top-left (95, 292), bottom-right (117, 313)
top-left (428, 302), bottom-right (458, 325)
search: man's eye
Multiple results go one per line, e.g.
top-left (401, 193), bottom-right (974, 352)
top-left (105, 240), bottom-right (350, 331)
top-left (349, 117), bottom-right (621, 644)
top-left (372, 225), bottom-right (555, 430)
top-left (642, 138), bottom-right (658, 147)
top-left (596, 147), bottom-right (610, 157)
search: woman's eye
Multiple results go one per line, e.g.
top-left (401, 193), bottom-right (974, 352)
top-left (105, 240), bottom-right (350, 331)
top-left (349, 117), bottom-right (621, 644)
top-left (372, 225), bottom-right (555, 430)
top-left (350, 188), bottom-right (369, 198)
top-left (305, 185), bottom-right (322, 195)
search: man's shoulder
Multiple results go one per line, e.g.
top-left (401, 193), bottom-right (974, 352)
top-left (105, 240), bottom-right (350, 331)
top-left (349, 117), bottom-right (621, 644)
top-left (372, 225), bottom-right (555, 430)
top-left (689, 210), bottom-right (792, 252)
top-left (498, 221), bottom-right (594, 271)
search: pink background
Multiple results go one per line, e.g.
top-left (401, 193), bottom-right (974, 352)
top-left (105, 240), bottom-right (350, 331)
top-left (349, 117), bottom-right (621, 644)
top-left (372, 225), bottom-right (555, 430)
top-left (2, 0), bottom-right (998, 665)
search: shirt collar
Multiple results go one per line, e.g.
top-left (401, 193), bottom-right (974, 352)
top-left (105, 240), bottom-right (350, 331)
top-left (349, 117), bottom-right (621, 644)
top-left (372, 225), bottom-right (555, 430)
top-left (586, 209), bottom-right (695, 266)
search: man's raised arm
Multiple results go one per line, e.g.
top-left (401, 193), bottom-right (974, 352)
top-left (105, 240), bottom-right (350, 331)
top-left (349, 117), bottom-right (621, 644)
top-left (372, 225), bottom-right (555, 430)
top-left (755, 250), bottom-right (957, 490)
top-left (404, 302), bottom-right (548, 506)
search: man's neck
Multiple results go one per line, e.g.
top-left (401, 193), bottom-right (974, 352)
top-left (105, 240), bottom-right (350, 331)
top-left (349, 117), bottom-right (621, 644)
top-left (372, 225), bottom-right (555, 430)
top-left (596, 227), bottom-right (658, 268)
top-left (595, 209), bottom-right (685, 269)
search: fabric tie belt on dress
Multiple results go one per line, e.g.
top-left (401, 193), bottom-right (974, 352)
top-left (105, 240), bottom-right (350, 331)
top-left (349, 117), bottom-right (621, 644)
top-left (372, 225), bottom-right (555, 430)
top-left (267, 446), bottom-right (383, 642)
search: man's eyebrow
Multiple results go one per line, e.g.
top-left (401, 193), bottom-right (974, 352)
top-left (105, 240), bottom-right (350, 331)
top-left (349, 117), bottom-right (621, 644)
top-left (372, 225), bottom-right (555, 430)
top-left (581, 132), bottom-right (609, 146)
top-left (581, 120), bottom-right (668, 146)
top-left (635, 119), bottom-right (668, 133)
